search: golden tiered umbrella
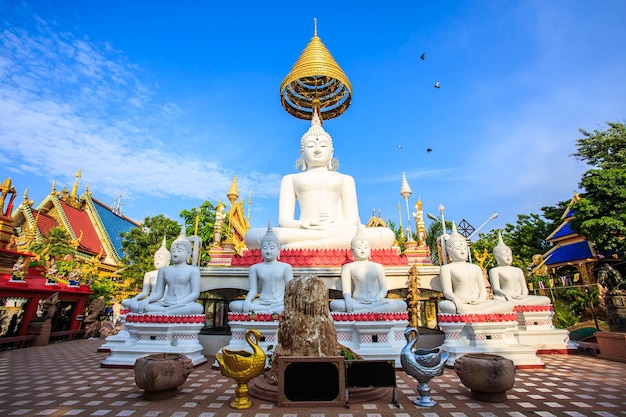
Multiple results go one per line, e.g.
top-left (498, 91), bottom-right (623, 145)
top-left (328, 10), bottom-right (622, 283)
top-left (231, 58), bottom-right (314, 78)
top-left (280, 20), bottom-right (352, 121)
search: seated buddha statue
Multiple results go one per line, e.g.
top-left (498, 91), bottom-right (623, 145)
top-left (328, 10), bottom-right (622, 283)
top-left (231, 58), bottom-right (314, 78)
top-left (229, 224), bottom-right (294, 314)
top-left (134, 229), bottom-right (204, 315)
top-left (438, 224), bottom-right (513, 314)
top-left (330, 226), bottom-right (407, 313)
top-left (489, 233), bottom-right (551, 306)
top-left (243, 107), bottom-right (395, 250)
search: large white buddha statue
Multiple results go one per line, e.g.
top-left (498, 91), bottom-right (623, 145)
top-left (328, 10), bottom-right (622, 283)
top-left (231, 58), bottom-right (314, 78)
top-left (230, 223), bottom-right (293, 314)
top-left (489, 233), bottom-right (551, 306)
top-left (438, 224), bottom-right (513, 314)
top-left (122, 236), bottom-right (170, 313)
top-left (244, 107), bottom-right (395, 250)
top-left (330, 226), bottom-right (407, 313)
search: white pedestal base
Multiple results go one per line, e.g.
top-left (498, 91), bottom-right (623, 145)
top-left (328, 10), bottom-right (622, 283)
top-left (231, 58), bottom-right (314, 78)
top-left (101, 314), bottom-right (207, 368)
top-left (514, 310), bottom-right (574, 352)
top-left (438, 314), bottom-right (544, 368)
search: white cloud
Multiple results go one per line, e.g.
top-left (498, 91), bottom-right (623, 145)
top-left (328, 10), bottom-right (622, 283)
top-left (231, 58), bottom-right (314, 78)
top-left (0, 11), bottom-right (279, 216)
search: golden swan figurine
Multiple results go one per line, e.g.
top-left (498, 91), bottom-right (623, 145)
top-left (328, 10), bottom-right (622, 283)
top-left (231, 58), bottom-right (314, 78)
top-left (216, 328), bottom-right (266, 409)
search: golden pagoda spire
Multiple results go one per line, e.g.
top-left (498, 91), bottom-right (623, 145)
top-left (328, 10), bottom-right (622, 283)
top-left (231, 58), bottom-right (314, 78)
top-left (227, 175), bottom-right (239, 205)
top-left (280, 19), bottom-right (352, 121)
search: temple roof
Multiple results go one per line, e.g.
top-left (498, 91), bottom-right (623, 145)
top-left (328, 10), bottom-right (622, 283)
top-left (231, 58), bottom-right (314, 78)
top-left (12, 179), bottom-right (139, 267)
top-left (546, 221), bottom-right (576, 242)
top-left (543, 240), bottom-right (595, 265)
top-left (59, 199), bottom-right (105, 256)
top-left (90, 197), bottom-right (137, 259)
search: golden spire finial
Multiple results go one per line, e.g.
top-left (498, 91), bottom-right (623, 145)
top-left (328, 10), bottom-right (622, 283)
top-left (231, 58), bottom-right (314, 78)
top-left (227, 175), bottom-right (239, 205)
top-left (280, 19), bottom-right (352, 121)
top-left (69, 168), bottom-right (81, 206)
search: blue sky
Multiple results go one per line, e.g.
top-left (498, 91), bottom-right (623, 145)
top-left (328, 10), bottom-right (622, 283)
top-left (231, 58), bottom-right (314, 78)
top-left (2, 1), bottom-right (625, 237)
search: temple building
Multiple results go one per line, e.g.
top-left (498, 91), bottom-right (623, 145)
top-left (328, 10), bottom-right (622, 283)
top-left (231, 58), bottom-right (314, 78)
top-left (533, 192), bottom-right (601, 286)
top-left (0, 173), bottom-right (139, 346)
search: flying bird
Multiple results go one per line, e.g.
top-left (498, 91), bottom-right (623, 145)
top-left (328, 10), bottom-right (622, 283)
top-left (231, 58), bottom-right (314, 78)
top-left (434, 82), bottom-right (440, 89)
top-left (398, 144), bottom-right (403, 149)
top-left (426, 148), bottom-right (432, 153)
top-left (420, 52), bottom-right (425, 60)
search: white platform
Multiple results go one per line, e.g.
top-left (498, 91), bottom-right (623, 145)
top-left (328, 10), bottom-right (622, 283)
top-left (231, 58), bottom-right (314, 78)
top-left (514, 310), bottom-right (574, 352)
top-left (438, 314), bottom-right (544, 368)
top-left (101, 314), bottom-right (207, 368)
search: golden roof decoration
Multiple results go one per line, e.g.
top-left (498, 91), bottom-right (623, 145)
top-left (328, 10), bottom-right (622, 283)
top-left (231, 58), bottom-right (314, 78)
top-left (227, 175), bottom-right (239, 204)
top-left (280, 19), bottom-right (352, 121)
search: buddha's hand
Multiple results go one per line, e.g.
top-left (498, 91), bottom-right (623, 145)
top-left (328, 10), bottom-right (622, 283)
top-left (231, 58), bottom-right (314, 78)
top-left (305, 217), bottom-right (335, 229)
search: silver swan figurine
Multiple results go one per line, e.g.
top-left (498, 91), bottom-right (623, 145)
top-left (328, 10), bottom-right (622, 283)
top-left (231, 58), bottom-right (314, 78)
top-left (400, 327), bottom-right (448, 407)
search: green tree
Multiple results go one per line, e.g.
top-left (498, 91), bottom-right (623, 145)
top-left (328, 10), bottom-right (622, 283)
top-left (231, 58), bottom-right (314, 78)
top-left (179, 200), bottom-right (217, 265)
top-left (572, 121), bottom-right (626, 258)
top-left (87, 274), bottom-right (117, 306)
top-left (29, 226), bottom-right (75, 260)
top-left (425, 220), bottom-right (453, 265)
top-left (119, 214), bottom-right (181, 290)
top-left (502, 213), bottom-right (553, 268)
top-left (470, 229), bottom-right (500, 270)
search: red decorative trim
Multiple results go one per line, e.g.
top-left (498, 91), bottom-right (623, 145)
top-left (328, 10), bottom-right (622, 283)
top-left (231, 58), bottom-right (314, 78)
top-left (125, 314), bottom-right (204, 323)
top-left (437, 312), bottom-right (518, 322)
top-left (231, 248), bottom-right (408, 267)
top-left (513, 305), bottom-right (554, 312)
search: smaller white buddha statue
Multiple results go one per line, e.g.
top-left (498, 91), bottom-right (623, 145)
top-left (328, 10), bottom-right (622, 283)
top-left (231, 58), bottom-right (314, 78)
top-left (135, 229), bottom-right (204, 315)
top-left (438, 223), bottom-right (513, 314)
top-left (330, 225), bottom-right (407, 313)
top-left (489, 232), bottom-right (551, 306)
top-left (230, 223), bottom-right (294, 314)
top-left (122, 236), bottom-right (170, 313)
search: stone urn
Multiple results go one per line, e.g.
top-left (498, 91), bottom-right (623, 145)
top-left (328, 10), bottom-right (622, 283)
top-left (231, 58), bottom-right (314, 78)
top-left (454, 353), bottom-right (515, 402)
top-left (134, 353), bottom-right (193, 400)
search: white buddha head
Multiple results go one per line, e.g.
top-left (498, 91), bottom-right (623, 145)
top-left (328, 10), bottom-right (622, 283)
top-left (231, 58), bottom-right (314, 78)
top-left (154, 235), bottom-right (171, 269)
top-left (296, 108), bottom-right (339, 171)
top-left (260, 221), bottom-right (281, 261)
top-left (445, 222), bottom-right (469, 262)
top-left (170, 227), bottom-right (192, 264)
top-left (350, 224), bottom-right (371, 261)
top-left (493, 232), bottom-right (513, 266)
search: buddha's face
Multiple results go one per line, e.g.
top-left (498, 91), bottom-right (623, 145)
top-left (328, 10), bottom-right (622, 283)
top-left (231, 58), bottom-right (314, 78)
top-left (494, 248), bottom-right (513, 266)
top-left (170, 243), bottom-right (191, 264)
top-left (447, 239), bottom-right (468, 262)
top-left (154, 251), bottom-right (171, 269)
top-left (352, 239), bottom-right (371, 261)
top-left (302, 138), bottom-right (332, 168)
top-left (261, 240), bottom-right (279, 262)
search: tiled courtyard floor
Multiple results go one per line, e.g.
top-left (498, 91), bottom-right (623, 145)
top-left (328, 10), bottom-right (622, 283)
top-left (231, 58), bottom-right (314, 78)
top-left (1, 338), bottom-right (625, 417)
